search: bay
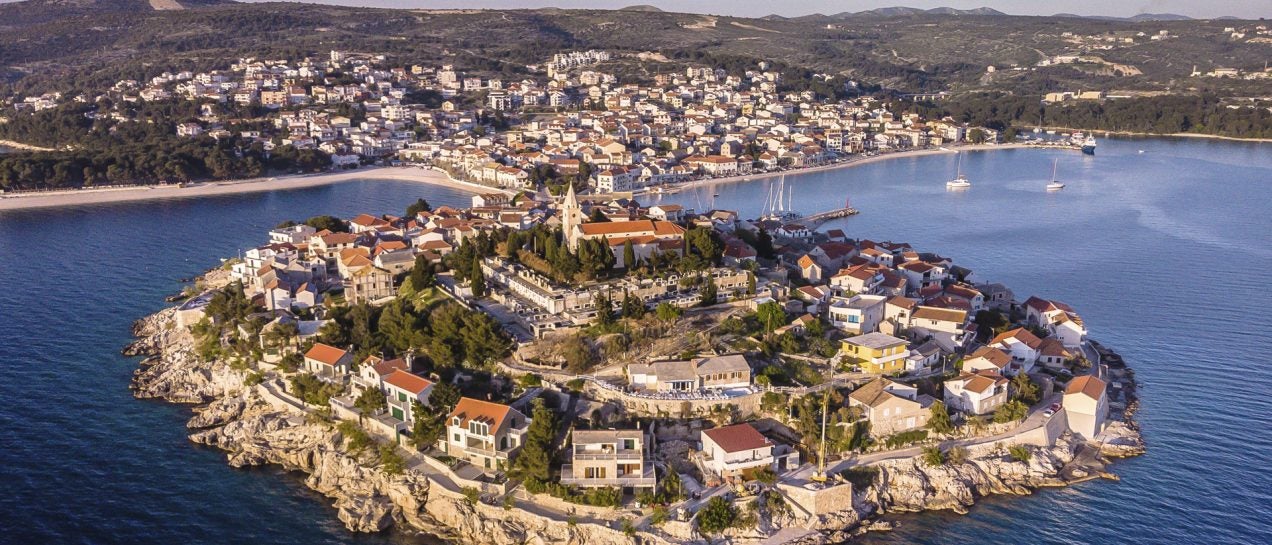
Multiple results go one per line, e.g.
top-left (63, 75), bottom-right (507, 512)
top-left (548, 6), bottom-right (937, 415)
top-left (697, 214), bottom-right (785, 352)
top-left (2, 136), bottom-right (1270, 544)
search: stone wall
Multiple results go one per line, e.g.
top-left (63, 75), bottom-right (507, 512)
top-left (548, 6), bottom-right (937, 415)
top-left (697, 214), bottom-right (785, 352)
top-left (584, 381), bottom-right (762, 418)
top-left (778, 481), bottom-right (854, 519)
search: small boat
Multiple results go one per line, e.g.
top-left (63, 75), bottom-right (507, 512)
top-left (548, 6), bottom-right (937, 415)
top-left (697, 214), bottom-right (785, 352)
top-left (1045, 159), bottom-right (1065, 191)
top-left (1082, 136), bottom-right (1097, 155)
top-left (1138, 150), bottom-right (1146, 154)
top-left (946, 154), bottom-right (971, 190)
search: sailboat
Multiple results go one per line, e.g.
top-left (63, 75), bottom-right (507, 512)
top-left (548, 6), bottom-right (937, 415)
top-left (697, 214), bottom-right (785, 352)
top-left (762, 175), bottom-right (800, 221)
top-left (946, 153), bottom-right (971, 190)
top-left (1045, 159), bottom-right (1065, 191)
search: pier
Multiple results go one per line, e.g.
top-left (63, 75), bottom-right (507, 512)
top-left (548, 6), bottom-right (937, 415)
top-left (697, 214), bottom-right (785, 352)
top-left (796, 197), bottom-right (861, 228)
top-left (803, 206), bottom-right (860, 226)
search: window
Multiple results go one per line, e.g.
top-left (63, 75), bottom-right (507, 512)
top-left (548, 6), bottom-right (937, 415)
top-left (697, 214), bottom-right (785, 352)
top-left (398, 392), bottom-right (407, 402)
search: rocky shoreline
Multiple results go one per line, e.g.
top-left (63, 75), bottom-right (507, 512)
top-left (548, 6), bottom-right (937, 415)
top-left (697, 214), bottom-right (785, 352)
top-left (126, 290), bottom-right (1144, 544)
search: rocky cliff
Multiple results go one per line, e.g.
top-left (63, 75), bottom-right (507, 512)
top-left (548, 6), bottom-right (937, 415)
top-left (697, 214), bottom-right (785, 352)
top-left (126, 307), bottom-right (664, 545)
top-left (867, 437), bottom-right (1076, 516)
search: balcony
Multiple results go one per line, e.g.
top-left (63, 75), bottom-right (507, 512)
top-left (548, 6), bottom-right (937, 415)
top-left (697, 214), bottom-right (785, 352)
top-left (461, 436), bottom-right (512, 460)
top-left (559, 465), bottom-right (656, 488)
top-left (571, 448), bottom-right (644, 461)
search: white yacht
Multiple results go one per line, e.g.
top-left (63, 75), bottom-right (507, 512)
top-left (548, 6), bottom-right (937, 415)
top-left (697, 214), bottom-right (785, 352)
top-left (946, 154), bottom-right (971, 190)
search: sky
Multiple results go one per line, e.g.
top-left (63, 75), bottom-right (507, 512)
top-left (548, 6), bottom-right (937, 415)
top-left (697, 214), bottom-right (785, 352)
top-left (229, 0), bottom-right (1272, 20)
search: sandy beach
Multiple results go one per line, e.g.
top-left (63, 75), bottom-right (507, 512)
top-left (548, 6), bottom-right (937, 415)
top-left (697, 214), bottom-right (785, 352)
top-left (646, 142), bottom-right (1054, 195)
top-left (0, 166), bottom-right (508, 212)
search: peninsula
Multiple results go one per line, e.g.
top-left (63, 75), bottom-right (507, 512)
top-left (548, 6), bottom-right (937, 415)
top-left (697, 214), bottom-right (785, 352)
top-left (127, 190), bottom-right (1145, 544)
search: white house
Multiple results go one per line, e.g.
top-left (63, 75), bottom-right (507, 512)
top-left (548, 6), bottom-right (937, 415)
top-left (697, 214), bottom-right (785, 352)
top-left (943, 370), bottom-right (1008, 415)
top-left (989, 328), bottom-right (1043, 374)
top-left (382, 369), bottom-right (434, 424)
top-left (302, 343), bottom-right (353, 381)
top-left (700, 423), bottom-right (774, 477)
top-left (441, 397), bottom-right (530, 471)
top-left (827, 293), bottom-right (886, 335)
top-left (1063, 375), bottom-right (1109, 440)
top-left (1024, 296), bottom-right (1088, 348)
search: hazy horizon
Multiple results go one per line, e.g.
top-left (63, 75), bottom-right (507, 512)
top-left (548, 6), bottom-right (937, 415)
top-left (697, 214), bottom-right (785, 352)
top-left (225, 0), bottom-right (1270, 20)
top-left (0, 0), bottom-right (1268, 19)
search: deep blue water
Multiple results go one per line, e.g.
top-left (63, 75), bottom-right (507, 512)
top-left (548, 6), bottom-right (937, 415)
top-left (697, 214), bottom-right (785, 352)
top-left (3, 137), bottom-right (1271, 544)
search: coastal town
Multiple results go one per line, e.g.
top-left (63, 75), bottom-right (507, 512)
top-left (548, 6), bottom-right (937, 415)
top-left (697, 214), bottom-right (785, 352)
top-left (128, 171), bottom-right (1145, 543)
top-left (3, 46), bottom-right (1060, 198)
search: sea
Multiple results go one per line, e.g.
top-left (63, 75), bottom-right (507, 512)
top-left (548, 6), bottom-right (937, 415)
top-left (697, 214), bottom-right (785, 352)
top-left (2, 136), bottom-right (1270, 545)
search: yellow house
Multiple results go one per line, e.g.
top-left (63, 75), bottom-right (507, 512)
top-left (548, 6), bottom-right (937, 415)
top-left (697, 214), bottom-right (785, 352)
top-left (841, 332), bottom-right (909, 374)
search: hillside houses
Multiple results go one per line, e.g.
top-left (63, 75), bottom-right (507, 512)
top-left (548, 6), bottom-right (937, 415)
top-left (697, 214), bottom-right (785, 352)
top-left (59, 46), bottom-right (1001, 199)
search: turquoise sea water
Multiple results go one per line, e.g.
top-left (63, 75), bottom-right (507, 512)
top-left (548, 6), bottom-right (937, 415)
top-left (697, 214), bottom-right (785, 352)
top-left (2, 137), bottom-right (1270, 544)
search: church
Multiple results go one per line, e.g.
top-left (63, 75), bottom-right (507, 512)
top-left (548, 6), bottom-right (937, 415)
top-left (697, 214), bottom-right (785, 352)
top-left (560, 185), bottom-right (686, 268)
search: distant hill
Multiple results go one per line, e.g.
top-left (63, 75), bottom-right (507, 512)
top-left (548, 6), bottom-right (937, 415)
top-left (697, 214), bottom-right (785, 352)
top-left (1053, 12), bottom-right (1196, 22)
top-left (0, 0), bottom-right (233, 26)
top-left (823, 6), bottom-right (1007, 19)
top-left (619, 5), bottom-right (663, 12)
top-left (0, 0), bottom-right (1267, 104)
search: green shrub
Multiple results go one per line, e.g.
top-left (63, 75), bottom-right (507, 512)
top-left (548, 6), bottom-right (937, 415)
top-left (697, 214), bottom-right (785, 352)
top-left (462, 486), bottom-right (480, 506)
top-left (517, 373), bottom-right (543, 388)
top-left (753, 467), bottom-right (778, 485)
top-left (525, 476), bottom-right (623, 508)
top-left (885, 429), bottom-right (929, 449)
top-left (244, 371), bottom-right (265, 386)
top-left (696, 496), bottom-right (738, 535)
top-left (993, 400), bottom-right (1029, 423)
top-left (289, 373), bottom-right (341, 406)
top-left (1009, 445), bottom-right (1032, 462)
top-left (650, 505), bottom-right (669, 525)
top-left (379, 444), bottom-right (406, 475)
top-left (840, 466), bottom-right (879, 489)
top-left (337, 421), bottom-right (374, 453)
top-left (920, 446), bottom-right (944, 467)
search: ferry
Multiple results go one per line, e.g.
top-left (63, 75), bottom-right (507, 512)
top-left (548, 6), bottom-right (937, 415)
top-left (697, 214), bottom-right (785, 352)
top-left (1082, 135), bottom-right (1097, 155)
top-left (946, 154), bottom-right (971, 190)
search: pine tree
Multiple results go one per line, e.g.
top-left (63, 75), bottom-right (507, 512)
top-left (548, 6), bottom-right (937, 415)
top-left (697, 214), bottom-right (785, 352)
top-left (622, 239), bottom-right (636, 269)
top-left (470, 258), bottom-right (486, 298)
top-left (699, 277), bottom-right (718, 307)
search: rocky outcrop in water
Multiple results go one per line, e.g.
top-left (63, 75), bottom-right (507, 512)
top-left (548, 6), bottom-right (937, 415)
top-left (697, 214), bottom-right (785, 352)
top-left (867, 438), bottom-right (1076, 515)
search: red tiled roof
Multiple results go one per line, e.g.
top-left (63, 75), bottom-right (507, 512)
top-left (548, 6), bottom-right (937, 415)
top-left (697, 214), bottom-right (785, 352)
top-left (702, 423), bottom-right (771, 453)
top-left (384, 370), bottom-right (433, 395)
top-left (304, 343), bottom-right (348, 366)
top-left (448, 397), bottom-right (516, 430)
top-left (991, 327), bottom-right (1044, 349)
top-left (1065, 375), bottom-right (1106, 400)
